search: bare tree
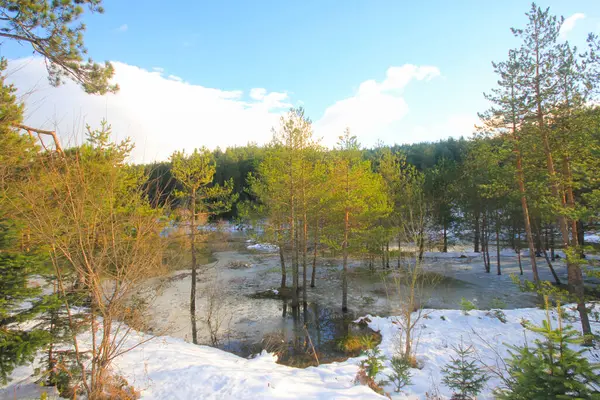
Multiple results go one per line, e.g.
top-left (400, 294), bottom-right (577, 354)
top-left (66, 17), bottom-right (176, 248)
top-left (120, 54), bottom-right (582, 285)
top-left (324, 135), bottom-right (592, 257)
top-left (11, 122), bottom-right (166, 398)
top-left (383, 163), bottom-right (435, 361)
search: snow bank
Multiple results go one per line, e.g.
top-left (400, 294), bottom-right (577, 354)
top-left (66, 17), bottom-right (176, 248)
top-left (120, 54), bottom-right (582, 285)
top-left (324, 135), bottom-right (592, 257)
top-left (364, 305), bottom-right (599, 398)
top-left (3, 305), bottom-right (598, 399)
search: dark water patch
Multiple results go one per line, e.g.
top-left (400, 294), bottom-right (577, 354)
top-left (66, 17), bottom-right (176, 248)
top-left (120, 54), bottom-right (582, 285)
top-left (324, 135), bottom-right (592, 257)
top-left (248, 287), bottom-right (302, 300)
top-left (220, 301), bottom-right (381, 368)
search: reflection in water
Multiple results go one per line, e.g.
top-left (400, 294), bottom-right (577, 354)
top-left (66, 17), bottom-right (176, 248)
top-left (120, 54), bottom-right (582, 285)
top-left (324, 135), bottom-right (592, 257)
top-left (221, 299), bottom-right (378, 367)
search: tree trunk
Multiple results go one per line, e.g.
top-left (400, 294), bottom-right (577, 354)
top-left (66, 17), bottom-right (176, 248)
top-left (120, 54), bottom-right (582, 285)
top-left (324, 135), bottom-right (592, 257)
top-left (485, 221), bottom-right (491, 271)
top-left (577, 220), bottom-right (584, 247)
top-left (278, 230), bottom-right (287, 288)
top-left (386, 241), bottom-right (390, 268)
top-left (535, 64), bottom-right (590, 336)
top-left (533, 221), bottom-right (561, 285)
top-left (46, 281), bottom-right (58, 385)
top-left (509, 217), bottom-right (516, 250)
top-left (311, 220), bottom-right (318, 288)
top-left (474, 209), bottom-right (480, 253)
top-left (290, 150), bottom-right (299, 309)
top-left (516, 227), bottom-right (524, 275)
top-left (397, 232), bottom-right (402, 268)
top-left (190, 189), bottom-right (198, 344)
top-left (302, 213), bottom-right (308, 306)
top-left (443, 219), bottom-right (448, 253)
top-left (496, 210), bottom-right (501, 276)
top-left (482, 212), bottom-right (489, 273)
top-left (550, 224), bottom-right (555, 261)
top-left (293, 220), bottom-right (299, 308)
top-left (279, 248), bottom-right (287, 288)
top-left (404, 311), bottom-right (412, 358)
top-left (534, 218), bottom-right (542, 257)
top-left (514, 131), bottom-right (540, 283)
top-left (418, 225), bottom-right (425, 262)
top-left (342, 209), bottom-right (349, 313)
top-left (542, 246), bottom-right (561, 285)
top-left (481, 213), bottom-right (487, 272)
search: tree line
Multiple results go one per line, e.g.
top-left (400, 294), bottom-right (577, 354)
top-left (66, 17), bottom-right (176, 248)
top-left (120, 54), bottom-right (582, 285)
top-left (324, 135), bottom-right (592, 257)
top-left (139, 4), bottom-right (600, 341)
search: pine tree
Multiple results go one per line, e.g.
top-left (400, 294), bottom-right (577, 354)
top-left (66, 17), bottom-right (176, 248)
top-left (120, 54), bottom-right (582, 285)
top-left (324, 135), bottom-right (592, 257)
top-left (496, 300), bottom-right (600, 399)
top-left (441, 339), bottom-right (488, 400)
top-left (250, 108), bottom-right (318, 308)
top-left (171, 148), bottom-right (235, 344)
top-left (0, 58), bottom-right (56, 384)
top-left (479, 48), bottom-right (540, 282)
top-left (387, 356), bottom-right (413, 393)
top-left (329, 129), bottom-right (389, 312)
top-left (378, 149), bottom-right (413, 267)
top-left (514, 3), bottom-right (592, 337)
top-left (0, 1), bottom-right (117, 94)
top-left (424, 157), bottom-right (458, 253)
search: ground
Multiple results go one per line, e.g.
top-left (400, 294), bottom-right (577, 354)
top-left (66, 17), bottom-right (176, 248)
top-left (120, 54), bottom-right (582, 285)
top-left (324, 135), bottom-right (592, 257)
top-left (2, 305), bottom-right (599, 399)
top-left (140, 228), bottom-right (594, 351)
top-left (2, 226), bottom-right (599, 399)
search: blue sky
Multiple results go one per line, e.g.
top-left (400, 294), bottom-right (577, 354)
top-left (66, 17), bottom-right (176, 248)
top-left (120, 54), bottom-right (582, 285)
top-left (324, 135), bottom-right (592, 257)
top-left (3, 1), bottom-right (600, 162)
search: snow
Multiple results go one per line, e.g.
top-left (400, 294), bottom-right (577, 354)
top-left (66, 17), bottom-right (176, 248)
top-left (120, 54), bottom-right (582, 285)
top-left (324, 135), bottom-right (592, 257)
top-left (247, 242), bottom-right (279, 253)
top-left (3, 304), bottom-right (598, 400)
top-left (585, 233), bottom-right (600, 244)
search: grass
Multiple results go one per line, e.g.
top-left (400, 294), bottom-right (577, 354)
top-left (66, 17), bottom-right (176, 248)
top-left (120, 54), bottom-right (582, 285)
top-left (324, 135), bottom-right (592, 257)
top-left (336, 332), bottom-right (383, 356)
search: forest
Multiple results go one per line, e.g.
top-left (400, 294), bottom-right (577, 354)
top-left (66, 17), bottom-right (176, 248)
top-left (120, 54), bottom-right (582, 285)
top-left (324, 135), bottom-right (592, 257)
top-left (1, 1), bottom-right (600, 399)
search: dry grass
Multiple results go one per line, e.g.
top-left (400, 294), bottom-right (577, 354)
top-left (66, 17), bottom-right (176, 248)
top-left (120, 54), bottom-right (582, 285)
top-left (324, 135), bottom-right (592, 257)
top-left (336, 332), bottom-right (382, 356)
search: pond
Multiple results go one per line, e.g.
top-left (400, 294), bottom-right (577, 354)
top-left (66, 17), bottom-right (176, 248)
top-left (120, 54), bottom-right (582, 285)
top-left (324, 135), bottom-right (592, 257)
top-left (220, 300), bottom-right (381, 367)
top-left (140, 227), bottom-right (561, 366)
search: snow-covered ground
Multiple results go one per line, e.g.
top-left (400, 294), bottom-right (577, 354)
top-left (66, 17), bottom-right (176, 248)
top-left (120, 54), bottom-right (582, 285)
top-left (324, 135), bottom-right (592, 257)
top-left (3, 305), bottom-right (598, 400)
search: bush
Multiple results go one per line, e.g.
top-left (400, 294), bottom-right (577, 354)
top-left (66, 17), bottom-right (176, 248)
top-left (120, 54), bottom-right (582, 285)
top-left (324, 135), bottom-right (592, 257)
top-left (460, 298), bottom-right (476, 315)
top-left (359, 346), bottom-right (386, 380)
top-left (441, 338), bottom-right (488, 400)
top-left (355, 346), bottom-right (388, 396)
top-left (495, 301), bottom-right (600, 399)
top-left (387, 356), bottom-right (413, 392)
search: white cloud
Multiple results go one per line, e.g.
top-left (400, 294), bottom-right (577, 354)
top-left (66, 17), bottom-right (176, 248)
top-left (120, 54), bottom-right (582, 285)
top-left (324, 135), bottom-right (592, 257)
top-left (560, 13), bottom-right (585, 39)
top-left (405, 114), bottom-right (479, 144)
top-left (6, 58), bottom-right (292, 163)
top-left (116, 24), bottom-right (128, 32)
top-left (313, 64), bottom-right (440, 147)
top-left (167, 74), bottom-right (183, 82)
top-left (250, 88), bottom-right (266, 100)
top-left (152, 67), bottom-right (164, 73)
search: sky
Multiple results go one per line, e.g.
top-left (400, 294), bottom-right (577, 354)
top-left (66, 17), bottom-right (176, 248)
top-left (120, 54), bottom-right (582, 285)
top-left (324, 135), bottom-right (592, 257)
top-left (2, 0), bottom-right (600, 163)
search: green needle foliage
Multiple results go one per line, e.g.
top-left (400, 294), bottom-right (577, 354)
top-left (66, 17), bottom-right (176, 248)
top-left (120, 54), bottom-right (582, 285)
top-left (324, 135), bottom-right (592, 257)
top-left (442, 338), bottom-right (488, 400)
top-left (0, 0), bottom-right (118, 94)
top-left (0, 58), bottom-right (58, 384)
top-left (359, 345), bottom-right (386, 381)
top-left (496, 300), bottom-right (600, 399)
top-left (387, 356), bottom-right (413, 393)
